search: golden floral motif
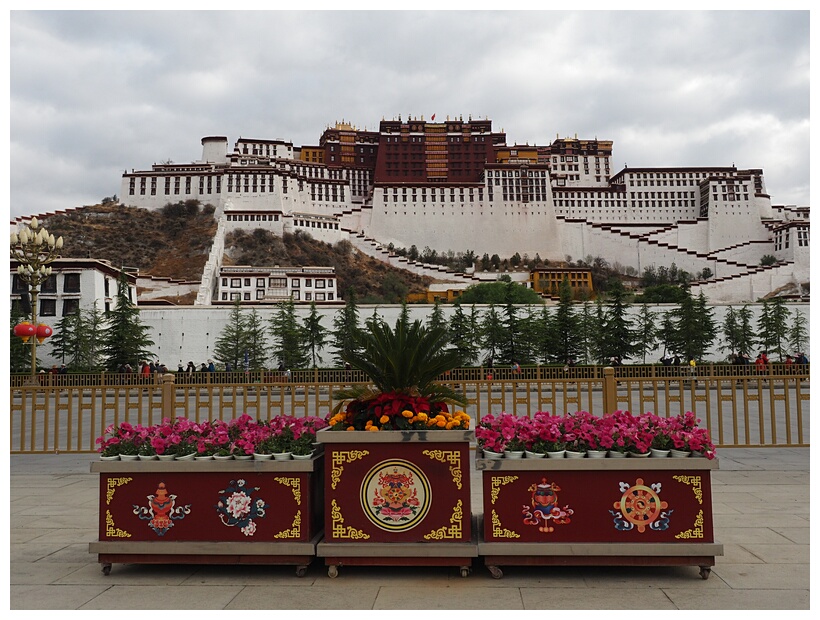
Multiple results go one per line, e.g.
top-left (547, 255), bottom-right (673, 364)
top-left (422, 449), bottom-right (463, 489)
top-left (274, 510), bottom-right (301, 539)
top-left (423, 499), bottom-right (463, 540)
top-left (330, 450), bottom-right (370, 490)
top-left (491, 509), bottom-right (520, 538)
top-left (673, 474), bottom-right (703, 504)
top-left (105, 509), bottom-right (131, 538)
top-left (490, 475), bottom-right (518, 505)
top-left (274, 476), bottom-right (302, 505)
top-left (675, 509), bottom-right (705, 539)
top-left (105, 477), bottom-right (132, 505)
top-left (331, 499), bottom-right (370, 539)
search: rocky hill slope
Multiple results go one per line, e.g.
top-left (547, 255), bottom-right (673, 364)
top-left (36, 201), bottom-right (432, 303)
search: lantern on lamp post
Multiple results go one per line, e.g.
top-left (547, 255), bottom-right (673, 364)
top-left (10, 217), bottom-right (63, 380)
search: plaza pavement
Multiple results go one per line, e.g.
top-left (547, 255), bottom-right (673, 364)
top-left (8, 448), bottom-right (811, 611)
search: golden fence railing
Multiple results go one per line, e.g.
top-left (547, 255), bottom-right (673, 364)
top-left (9, 365), bottom-right (809, 453)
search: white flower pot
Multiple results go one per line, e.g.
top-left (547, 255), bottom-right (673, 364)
top-left (253, 453), bottom-right (273, 460)
top-left (482, 449), bottom-right (504, 459)
top-left (524, 450), bottom-right (545, 459)
top-left (546, 450), bottom-right (566, 459)
top-left (565, 450), bottom-right (586, 459)
top-left (272, 452), bottom-right (292, 461)
top-left (504, 450), bottom-right (525, 459)
top-left (175, 453), bottom-right (196, 461)
top-left (292, 452), bottom-right (314, 460)
top-left (213, 455), bottom-right (234, 461)
top-left (650, 448), bottom-right (671, 458)
top-left (587, 450), bottom-right (607, 459)
top-left (138, 454), bottom-right (158, 461)
top-left (607, 450), bottom-right (628, 458)
top-left (194, 455), bottom-right (214, 461)
top-left (629, 451), bottom-right (651, 458)
top-left (119, 454), bottom-right (139, 461)
top-left (156, 454), bottom-right (176, 461)
top-left (234, 455), bottom-right (253, 461)
top-left (99, 455), bottom-right (120, 461)
top-left (670, 449), bottom-right (692, 458)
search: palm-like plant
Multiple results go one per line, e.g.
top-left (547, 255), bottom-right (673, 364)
top-left (330, 319), bottom-right (468, 430)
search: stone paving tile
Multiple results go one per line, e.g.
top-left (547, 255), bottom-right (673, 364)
top-left (375, 584), bottom-right (525, 610)
top-left (712, 527), bottom-right (793, 545)
top-left (716, 543), bottom-right (764, 564)
top-left (10, 584), bottom-right (112, 610)
top-left (520, 586), bottom-right (678, 609)
top-left (181, 563), bottom-right (328, 585)
top-left (770, 526), bottom-right (810, 545)
top-left (711, 563), bottom-right (810, 590)
top-left (736, 543), bottom-right (810, 564)
top-left (77, 585), bottom-right (244, 609)
top-left (52, 562), bottom-right (200, 586)
top-left (664, 587), bottom-right (810, 610)
top-left (228, 585), bottom-right (381, 609)
top-left (10, 561), bottom-right (88, 585)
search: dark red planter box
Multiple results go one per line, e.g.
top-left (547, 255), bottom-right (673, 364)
top-left (476, 455), bottom-right (723, 579)
top-left (89, 458), bottom-right (323, 575)
top-left (315, 430), bottom-right (477, 577)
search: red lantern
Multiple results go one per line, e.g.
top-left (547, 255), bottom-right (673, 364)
top-left (36, 323), bottom-right (53, 344)
top-left (14, 322), bottom-right (36, 343)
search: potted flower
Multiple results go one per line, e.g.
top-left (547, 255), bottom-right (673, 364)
top-left (328, 319), bottom-right (470, 432)
top-left (476, 413), bottom-right (506, 457)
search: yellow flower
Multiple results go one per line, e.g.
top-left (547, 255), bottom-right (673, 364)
top-left (417, 412), bottom-right (428, 422)
top-left (436, 419), bottom-right (447, 428)
top-left (346, 426), bottom-right (355, 431)
top-left (368, 426), bottom-right (380, 432)
top-left (402, 409), bottom-right (414, 418)
top-left (380, 415), bottom-right (390, 424)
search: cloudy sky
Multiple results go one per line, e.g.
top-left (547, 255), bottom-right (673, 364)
top-left (7, 9), bottom-right (812, 221)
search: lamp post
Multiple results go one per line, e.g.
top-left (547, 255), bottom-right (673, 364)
top-left (10, 217), bottom-right (63, 380)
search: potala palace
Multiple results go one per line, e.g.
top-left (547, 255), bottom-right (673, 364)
top-left (116, 115), bottom-right (808, 305)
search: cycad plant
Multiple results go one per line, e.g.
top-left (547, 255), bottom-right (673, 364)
top-left (329, 319), bottom-right (469, 431)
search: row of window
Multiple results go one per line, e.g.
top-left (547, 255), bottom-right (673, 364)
top-left (221, 277), bottom-right (334, 289)
top-left (220, 291), bottom-right (334, 302)
top-left (12, 273), bottom-right (81, 294)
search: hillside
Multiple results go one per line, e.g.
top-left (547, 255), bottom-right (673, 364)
top-left (36, 202), bottom-right (432, 302)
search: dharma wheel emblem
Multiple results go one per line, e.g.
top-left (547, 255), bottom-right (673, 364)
top-left (360, 459), bottom-right (431, 532)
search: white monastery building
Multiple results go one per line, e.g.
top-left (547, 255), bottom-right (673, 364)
top-left (111, 114), bottom-right (807, 305)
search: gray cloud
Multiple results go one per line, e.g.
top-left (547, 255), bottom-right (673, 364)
top-left (9, 10), bottom-right (810, 220)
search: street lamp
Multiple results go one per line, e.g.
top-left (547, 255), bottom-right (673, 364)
top-left (10, 217), bottom-right (64, 380)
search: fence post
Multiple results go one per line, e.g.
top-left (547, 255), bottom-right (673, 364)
top-left (161, 373), bottom-right (176, 421)
top-left (603, 366), bottom-right (616, 415)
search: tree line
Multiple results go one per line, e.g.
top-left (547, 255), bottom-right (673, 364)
top-left (12, 277), bottom-right (809, 374)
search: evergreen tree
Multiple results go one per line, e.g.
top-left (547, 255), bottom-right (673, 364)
top-left (331, 289), bottom-right (361, 366)
top-left (720, 305), bottom-right (755, 360)
top-left (531, 305), bottom-right (553, 365)
top-left (479, 304), bottom-right (505, 364)
top-left (589, 298), bottom-right (608, 364)
top-left (81, 303), bottom-right (106, 371)
top-left (788, 308), bottom-right (809, 357)
top-left (448, 303), bottom-right (479, 365)
top-left (577, 301), bottom-right (597, 365)
top-left (100, 272), bottom-right (155, 371)
top-left (269, 299), bottom-right (309, 369)
top-left (666, 290), bottom-right (715, 361)
top-left (243, 308), bottom-right (269, 370)
top-left (50, 310), bottom-right (81, 367)
top-left (757, 297), bottom-right (790, 360)
top-left (498, 281), bottom-right (525, 364)
top-left (303, 302), bottom-right (328, 368)
top-left (547, 277), bottom-right (581, 364)
top-left (426, 299), bottom-right (447, 335)
top-left (397, 300), bottom-right (411, 331)
top-left (634, 304), bottom-right (658, 363)
top-left (600, 280), bottom-right (638, 362)
top-left (213, 300), bottom-right (249, 371)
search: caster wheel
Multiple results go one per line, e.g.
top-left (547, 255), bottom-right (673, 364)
top-left (460, 566), bottom-right (471, 578)
top-left (699, 566), bottom-right (711, 580)
top-left (102, 563), bottom-right (112, 576)
top-left (295, 565), bottom-right (307, 578)
top-left (328, 565), bottom-right (339, 579)
top-left (488, 565), bottom-right (503, 579)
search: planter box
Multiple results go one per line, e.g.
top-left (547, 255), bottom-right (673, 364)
top-left (476, 455), bottom-right (724, 579)
top-left (89, 456), bottom-right (323, 576)
top-left (315, 429), bottom-right (476, 577)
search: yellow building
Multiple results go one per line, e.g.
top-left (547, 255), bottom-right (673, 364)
top-left (529, 267), bottom-right (594, 299)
